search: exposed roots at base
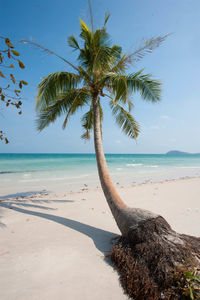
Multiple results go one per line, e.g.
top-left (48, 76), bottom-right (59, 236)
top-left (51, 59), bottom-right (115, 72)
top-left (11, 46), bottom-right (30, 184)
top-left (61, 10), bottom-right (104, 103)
top-left (110, 216), bottom-right (200, 300)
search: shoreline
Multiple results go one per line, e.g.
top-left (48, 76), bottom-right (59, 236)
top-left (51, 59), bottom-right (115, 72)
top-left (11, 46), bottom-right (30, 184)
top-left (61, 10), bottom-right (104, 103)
top-left (1, 174), bottom-right (200, 199)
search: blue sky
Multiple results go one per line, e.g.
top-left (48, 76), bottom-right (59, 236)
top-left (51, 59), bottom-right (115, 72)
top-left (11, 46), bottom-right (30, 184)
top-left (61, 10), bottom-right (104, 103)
top-left (0, 0), bottom-right (200, 154)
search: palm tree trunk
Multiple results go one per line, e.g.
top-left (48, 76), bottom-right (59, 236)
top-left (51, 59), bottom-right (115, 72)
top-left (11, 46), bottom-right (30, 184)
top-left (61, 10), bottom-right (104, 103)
top-left (92, 96), bottom-right (157, 235)
top-left (92, 96), bottom-right (127, 231)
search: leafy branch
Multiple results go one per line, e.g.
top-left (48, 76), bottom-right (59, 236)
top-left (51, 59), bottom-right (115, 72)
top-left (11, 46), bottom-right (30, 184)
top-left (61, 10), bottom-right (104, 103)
top-left (0, 36), bottom-right (27, 143)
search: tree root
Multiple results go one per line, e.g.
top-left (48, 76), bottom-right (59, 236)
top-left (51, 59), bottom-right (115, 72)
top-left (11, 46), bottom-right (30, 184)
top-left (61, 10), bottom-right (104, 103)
top-left (110, 215), bottom-right (200, 300)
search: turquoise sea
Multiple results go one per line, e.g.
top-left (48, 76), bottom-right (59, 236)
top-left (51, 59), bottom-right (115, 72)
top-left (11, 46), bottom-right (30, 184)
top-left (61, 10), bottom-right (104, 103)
top-left (1, 153), bottom-right (200, 196)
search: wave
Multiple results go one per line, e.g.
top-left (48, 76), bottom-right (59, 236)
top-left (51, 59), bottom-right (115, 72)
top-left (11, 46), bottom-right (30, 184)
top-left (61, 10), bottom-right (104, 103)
top-left (176, 166), bottom-right (200, 169)
top-left (146, 165), bottom-right (158, 168)
top-left (126, 163), bottom-right (143, 167)
top-left (0, 171), bottom-right (20, 174)
top-left (0, 170), bottom-right (37, 175)
top-left (19, 173), bottom-right (91, 183)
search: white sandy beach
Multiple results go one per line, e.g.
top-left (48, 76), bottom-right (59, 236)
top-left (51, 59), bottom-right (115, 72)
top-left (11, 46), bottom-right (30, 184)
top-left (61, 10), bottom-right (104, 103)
top-left (0, 177), bottom-right (200, 300)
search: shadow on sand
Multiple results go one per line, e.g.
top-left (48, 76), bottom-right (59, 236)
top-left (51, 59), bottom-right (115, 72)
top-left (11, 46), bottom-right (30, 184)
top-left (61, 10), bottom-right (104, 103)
top-left (0, 190), bottom-right (50, 200)
top-left (0, 196), bottom-right (118, 256)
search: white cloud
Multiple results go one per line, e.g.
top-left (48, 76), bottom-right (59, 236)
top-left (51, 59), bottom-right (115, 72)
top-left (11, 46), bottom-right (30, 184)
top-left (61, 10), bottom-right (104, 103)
top-left (150, 125), bottom-right (159, 130)
top-left (115, 140), bottom-right (121, 144)
top-left (160, 115), bottom-right (170, 119)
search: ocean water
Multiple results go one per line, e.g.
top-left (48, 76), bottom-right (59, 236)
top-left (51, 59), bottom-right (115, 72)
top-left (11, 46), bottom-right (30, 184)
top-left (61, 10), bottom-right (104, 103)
top-left (0, 153), bottom-right (200, 196)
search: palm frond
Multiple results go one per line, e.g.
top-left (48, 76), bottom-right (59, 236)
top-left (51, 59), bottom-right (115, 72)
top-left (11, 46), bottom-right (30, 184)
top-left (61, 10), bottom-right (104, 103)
top-left (78, 21), bottom-right (119, 74)
top-left (127, 70), bottom-right (162, 102)
top-left (78, 66), bottom-right (91, 85)
top-left (62, 87), bottom-right (90, 128)
top-left (127, 34), bottom-right (170, 62)
top-left (81, 130), bottom-right (91, 140)
top-left (81, 106), bottom-right (93, 140)
top-left (81, 107), bottom-right (93, 131)
top-left (88, 0), bottom-right (94, 32)
top-left (20, 40), bottom-right (79, 71)
top-left (109, 35), bottom-right (170, 72)
top-left (79, 19), bottom-right (92, 46)
top-left (102, 72), bottom-right (129, 102)
top-left (127, 99), bottom-right (134, 112)
top-left (104, 12), bottom-right (110, 27)
top-left (110, 53), bottom-right (131, 73)
top-left (93, 44), bottom-right (121, 73)
top-left (93, 28), bottom-right (111, 48)
top-left (81, 101), bottom-right (103, 140)
top-left (36, 72), bottom-right (80, 110)
top-left (110, 100), bottom-right (139, 139)
top-left (36, 89), bottom-right (81, 131)
top-left (68, 35), bottom-right (80, 51)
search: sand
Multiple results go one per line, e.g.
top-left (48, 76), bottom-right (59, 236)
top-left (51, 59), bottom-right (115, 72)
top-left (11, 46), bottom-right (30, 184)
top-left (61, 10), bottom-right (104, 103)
top-left (0, 177), bottom-right (200, 300)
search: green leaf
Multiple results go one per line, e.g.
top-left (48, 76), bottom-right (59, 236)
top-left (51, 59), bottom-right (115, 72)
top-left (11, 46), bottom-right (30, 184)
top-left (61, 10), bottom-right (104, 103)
top-left (110, 100), bottom-right (140, 139)
top-left (36, 88), bottom-right (90, 131)
top-left (62, 87), bottom-right (90, 128)
top-left (126, 70), bottom-right (162, 102)
top-left (104, 12), bottom-right (110, 26)
top-left (81, 108), bottom-right (93, 131)
top-left (36, 72), bottom-right (80, 111)
top-left (68, 35), bottom-right (80, 50)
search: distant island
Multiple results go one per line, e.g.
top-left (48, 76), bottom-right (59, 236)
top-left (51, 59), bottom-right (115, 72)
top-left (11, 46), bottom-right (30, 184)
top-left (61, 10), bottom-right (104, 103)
top-left (166, 150), bottom-right (200, 156)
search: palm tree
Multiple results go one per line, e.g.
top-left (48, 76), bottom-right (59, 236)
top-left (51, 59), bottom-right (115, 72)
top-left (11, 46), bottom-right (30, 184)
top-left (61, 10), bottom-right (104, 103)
top-left (23, 15), bottom-right (200, 300)
top-left (32, 16), bottom-right (164, 236)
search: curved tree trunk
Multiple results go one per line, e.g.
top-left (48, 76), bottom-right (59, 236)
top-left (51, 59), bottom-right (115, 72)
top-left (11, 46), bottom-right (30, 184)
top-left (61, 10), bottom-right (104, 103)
top-left (92, 96), bottom-right (200, 299)
top-left (92, 96), bottom-right (158, 236)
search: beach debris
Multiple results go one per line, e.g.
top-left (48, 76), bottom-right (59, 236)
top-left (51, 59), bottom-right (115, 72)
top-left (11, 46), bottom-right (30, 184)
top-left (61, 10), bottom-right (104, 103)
top-left (81, 187), bottom-right (88, 191)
